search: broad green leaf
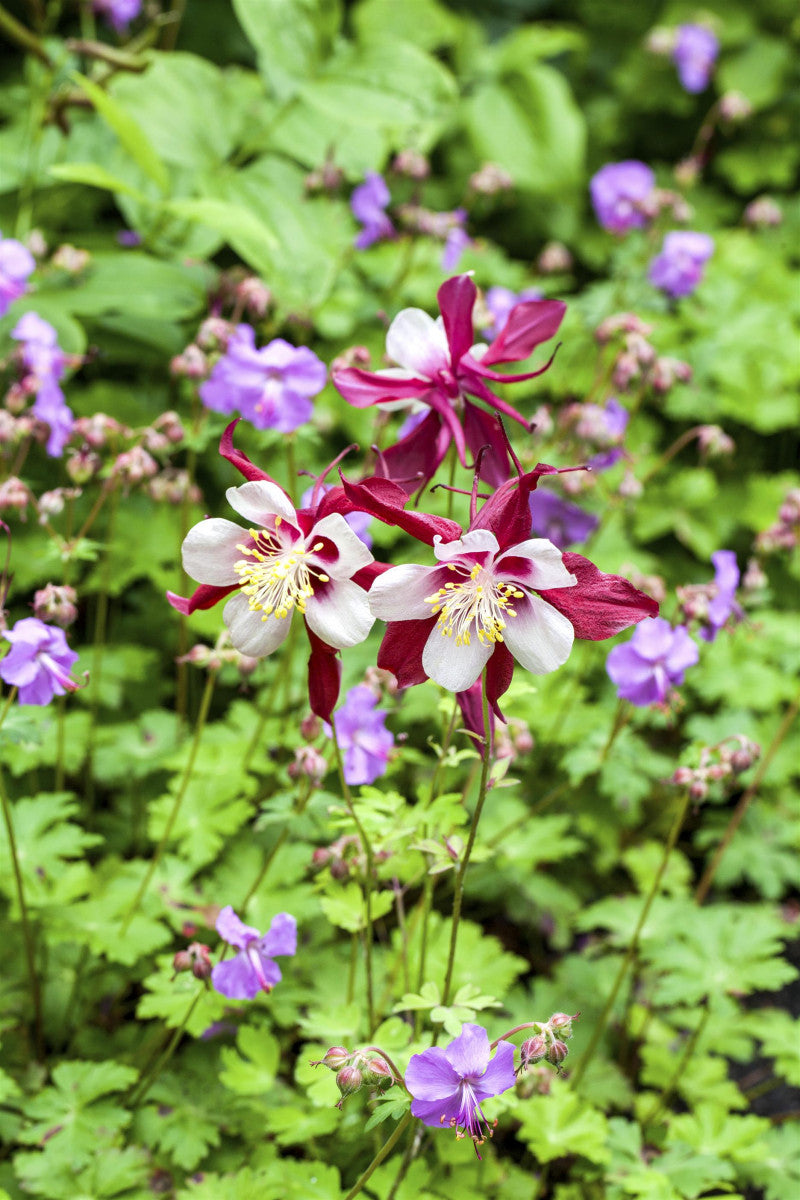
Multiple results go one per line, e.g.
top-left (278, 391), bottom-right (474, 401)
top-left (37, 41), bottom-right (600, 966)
top-left (48, 162), bottom-right (148, 201)
top-left (514, 1083), bottom-right (610, 1164)
top-left (72, 71), bottom-right (169, 194)
top-left (232, 0), bottom-right (341, 100)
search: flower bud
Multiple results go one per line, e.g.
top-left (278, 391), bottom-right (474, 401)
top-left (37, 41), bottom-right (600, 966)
top-left (0, 476), bottom-right (31, 518)
top-left (171, 344), bottom-right (209, 380)
top-left (689, 779), bottom-right (708, 801)
top-left (537, 240), bottom-right (573, 273)
top-left (335, 1065), bottom-right (363, 1107)
top-left (196, 317), bottom-right (235, 352)
top-left (469, 161), bottom-right (513, 195)
top-left (65, 447), bottom-right (102, 484)
top-left (674, 157), bottom-right (701, 188)
top-left (330, 345), bottom-right (371, 374)
top-left (618, 470), bottom-right (643, 499)
top-left (744, 195), bottom-right (782, 229)
top-left (548, 1012), bottom-right (578, 1039)
top-left (33, 583), bottom-right (78, 629)
top-left (520, 1035), bottom-right (547, 1066)
top-left (236, 276), bottom-right (272, 319)
top-left (362, 1057), bottom-right (394, 1087)
top-left (288, 745), bottom-right (327, 784)
top-left (112, 446), bottom-right (158, 486)
top-left (173, 942), bottom-right (212, 980)
top-left (742, 558), bottom-right (767, 592)
top-left (300, 713), bottom-right (322, 741)
top-left (730, 740), bottom-right (759, 774)
top-left (672, 766), bottom-right (694, 786)
top-left (311, 1046), bottom-right (350, 1071)
top-left (52, 243), bottom-right (90, 274)
top-left (392, 149), bottom-right (429, 179)
top-left (719, 91), bottom-right (752, 122)
top-left (697, 425), bottom-right (735, 458)
top-left (545, 1039), bottom-right (569, 1066)
top-left (645, 26), bottom-right (674, 56)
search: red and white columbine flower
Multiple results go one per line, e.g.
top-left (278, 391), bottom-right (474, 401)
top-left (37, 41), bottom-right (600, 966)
top-left (333, 274), bottom-right (565, 490)
top-left (342, 461), bottom-right (658, 718)
top-left (168, 422), bottom-right (383, 719)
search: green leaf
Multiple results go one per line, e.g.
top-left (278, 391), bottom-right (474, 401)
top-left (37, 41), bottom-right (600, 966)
top-left (364, 1094), bottom-right (411, 1131)
top-left (72, 71), bottom-right (169, 194)
top-left (514, 1082), bottom-right (610, 1164)
top-left (48, 162), bottom-right (148, 201)
top-left (319, 882), bottom-right (394, 932)
top-left (219, 1025), bottom-right (280, 1095)
top-left (167, 198), bottom-right (278, 271)
top-left (232, 0), bottom-right (341, 100)
top-left (18, 1060), bottom-right (138, 1168)
top-left (755, 1009), bottom-right (800, 1085)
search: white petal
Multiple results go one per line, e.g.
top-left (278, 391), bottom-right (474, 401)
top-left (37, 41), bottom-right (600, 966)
top-left (309, 513), bottom-right (374, 579)
top-left (497, 538), bottom-right (577, 590)
top-left (433, 529), bottom-right (500, 563)
top-left (386, 308), bottom-right (449, 377)
top-left (305, 580), bottom-right (375, 648)
top-left (182, 518), bottom-right (247, 585)
top-left (226, 480), bottom-right (297, 527)
top-left (374, 368), bottom-right (421, 413)
top-left (422, 622), bottom-right (493, 692)
top-left (223, 591), bottom-right (293, 657)
top-left (368, 564), bottom-right (439, 621)
top-left (502, 592), bottom-right (574, 675)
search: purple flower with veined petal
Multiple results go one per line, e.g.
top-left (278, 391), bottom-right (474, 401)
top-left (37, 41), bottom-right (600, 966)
top-left (93, 0), bottom-right (142, 31)
top-left (673, 24), bottom-right (719, 93)
top-left (199, 325), bottom-right (326, 433)
top-left (405, 1023), bottom-right (516, 1157)
top-left (211, 905), bottom-right (297, 1000)
top-left (0, 234), bottom-right (35, 317)
top-left (529, 490), bottom-right (599, 549)
top-left (11, 313), bottom-right (74, 457)
top-left (325, 684), bottom-right (394, 785)
top-left (351, 172), bottom-right (395, 250)
top-left (701, 549), bottom-right (740, 641)
top-left (649, 231), bottom-right (714, 299)
top-left (483, 286), bottom-right (543, 338)
top-left (0, 618), bottom-right (80, 706)
top-left (606, 616), bottom-right (699, 706)
top-left (590, 161), bottom-right (656, 234)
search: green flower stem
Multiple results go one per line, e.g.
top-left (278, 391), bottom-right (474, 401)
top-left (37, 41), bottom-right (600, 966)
top-left (0, 695), bottom-right (44, 1058)
top-left (120, 669), bottom-right (218, 936)
top-left (240, 776), bottom-right (313, 912)
top-left (439, 675), bottom-right (492, 1010)
top-left (54, 695), bottom-right (66, 790)
top-left (84, 487), bottom-right (120, 808)
top-left (331, 718), bottom-right (376, 1035)
top-left (385, 1126), bottom-right (425, 1200)
top-left (600, 699), bottom-right (630, 763)
top-left (641, 1001), bottom-right (710, 1125)
top-left (127, 990), bottom-right (201, 1109)
top-left (0, 2), bottom-right (52, 64)
top-left (570, 787), bottom-right (692, 1087)
top-left (695, 693), bottom-right (799, 905)
top-left (343, 1110), bottom-right (414, 1200)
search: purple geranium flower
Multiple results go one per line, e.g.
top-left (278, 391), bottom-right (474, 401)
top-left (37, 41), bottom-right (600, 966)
top-left (648, 231), bottom-right (714, 299)
top-left (606, 616), bottom-right (699, 706)
top-left (673, 24), bottom-right (719, 93)
top-left (405, 1023), bottom-right (516, 1157)
top-left (702, 549), bottom-right (740, 641)
top-left (441, 221), bottom-right (472, 273)
top-left (529, 489), bottom-right (599, 549)
top-left (93, 0), bottom-right (142, 31)
top-left (11, 313), bottom-right (75, 457)
top-left (0, 235), bottom-right (35, 317)
top-left (483, 286), bottom-right (543, 338)
top-left (325, 684), bottom-right (394, 785)
top-left (211, 905), bottom-right (297, 1000)
top-left (0, 618), bottom-right (80, 706)
top-left (590, 161), bottom-right (656, 234)
top-left (351, 172), bottom-right (395, 250)
top-left (199, 325), bottom-right (326, 433)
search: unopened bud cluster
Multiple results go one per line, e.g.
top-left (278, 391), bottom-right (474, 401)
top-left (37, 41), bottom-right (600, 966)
top-left (310, 1045), bottom-right (397, 1109)
top-left (672, 735), bottom-right (760, 800)
top-left (518, 1012), bottom-right (580, 1074)
top-left (311, 833), bottom-right (391, 880)
top-left (172, 942), bottom-right (212, 981)
top-left (594, 313), bottom-right (692, 397)
top-left (755, 488), bottom-right (800, 554)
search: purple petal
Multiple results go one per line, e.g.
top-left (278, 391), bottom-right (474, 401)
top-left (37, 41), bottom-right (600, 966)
top-left (216, 905), bottom-right (261, 950)
top-left (473, 1040), bottom-right (516, 1101)
top-left (211, 952), bottom-right (262, 1001)
top-left (410, 1093), bottom-right (462, 1128)
top-left (259, 912), bottom-right (297, 959)
top-left (444, 1023), bottom-right (490, 1079)
top-left (405, 1045), bottom-right (461, 1101)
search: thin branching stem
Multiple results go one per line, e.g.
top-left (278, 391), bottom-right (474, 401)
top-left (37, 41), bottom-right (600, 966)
top-left (343, 1111), bottom-right (414, 1200)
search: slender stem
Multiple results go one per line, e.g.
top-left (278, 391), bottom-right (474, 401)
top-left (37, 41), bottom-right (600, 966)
top-left (386, 1126), bottom-right (424, 1200)
top-left (54, 696), bottom-right (66, 790)
top-left (0, 752), bottom-right (44, 1059)
top-left (439, 676), bottom-right (492, 1010)
top-left (331, 718), bottom-right (376, 1034)
top-left (393, 878), bottom-right (410, 994)
top-left (120, 670), bottom-right (218, 935)
top-left (642, 1002), bottom-right (711, 1124)
top-left (600, 699), bottom-right (629, 763)
top-left (570, 788), bottom-right (692, 1086)
top-left (0, 2), bottom-right (52, 63)
top-left (343, 1111), bottom-right (414, 1200)
top-left (490, 1020), bottom-right (545, 1049)
top-left (695, 694), bottom-right (799, 905)
top-left (240, 778), bottom-right (313, 912)
top-left (127, 991), bottom-right (201, 1108)
top-left (427, 694), bottom-right (460, 803)
top-left (445, 442), bottom-right (457, 521)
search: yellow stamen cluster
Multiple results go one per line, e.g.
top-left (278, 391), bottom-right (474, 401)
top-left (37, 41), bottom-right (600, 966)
top-left (233, 526), bottom-right (329, 621)
top-left (425, 562), bottom-right (525, 647)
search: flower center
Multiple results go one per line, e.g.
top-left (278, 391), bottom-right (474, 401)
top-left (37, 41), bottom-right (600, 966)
top-left (233, 520), bottom-right (329, 621)
top-left (425, 562), bottom-right (524, 647)
top-left (439, 1083), bottom-right (498, 1158)
top-left (244, 939), bottom-right (272, 993)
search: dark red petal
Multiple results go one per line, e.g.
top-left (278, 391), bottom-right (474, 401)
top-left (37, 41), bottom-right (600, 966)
top-left (376, 410), bottom-right (451, 494)
top-left (306, 626), bottom-right (342, 721)
top-left (437, 274), bottom-right (477, 366)
top-left (482, 299), bottom-right (566, 366)
top-left (456, 681), bottom-right (488, 739)
top-left (460, 370), bottom-right (530, 426)
top-left (219, 419), bottom-right (275, 483)
top-left (341, 474), bottom-right (463, 547)
top-left (313, 484), bottom-right (358, 521)
top-left (333, 367), bottom-right (432, 408)
top-left (166, 583), bottom-right (238, 615)
top-left (541, 553), bottom-right (660, 641)
top-left (462, 402), bottom-right (514, 487)
top-left (485, 642), bottom-right (514, 717)
top-left (467, 343), bottom-right (560, 384)
top-left (352, 561), bottom-right (392, 590)
top-left (472, 464), bottom-right (560, 550)
top-left (377, 618), bottom-right (435, 688)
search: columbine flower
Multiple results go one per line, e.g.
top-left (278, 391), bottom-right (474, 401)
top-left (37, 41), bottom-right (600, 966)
top-left (590, 161), bottom-right (656, 234)
top-left (648, 231), bottom-right (714, 299)
top-left (167, 422), bottom-right (382, 719)
top-left (0, 234), bottom-right (35, 316)
top-left (333, 274), bottom-right (566, 489)
top-left (529, 490), bottom-right (599, 549)
top-left (199, 325), bottom-right (326, 434)
top-left (606, 616), bottom-right (699, 706)
top-left (405, 1023), bottom-right (516, 1156)
top-left (211, 905), bottom-right (297, 1000)
top-left (11, 313), bottom-right (74, 456)
top-left (482, 285), bottom-right (543, 337)
top-left (673, 24), bottom-right (719, 93)
top-left (300, 484), bottom-right (373, 549)
top-left (0, 617), bottom-right (80, 706)
top-left (351, 172), bottom-right (395, 249)
top-left (343, 460), bottom-right (658, 712)
top-left (325, 684), bottom-right (394, 785)
top-left (93, 0), bottom-right (141, 31)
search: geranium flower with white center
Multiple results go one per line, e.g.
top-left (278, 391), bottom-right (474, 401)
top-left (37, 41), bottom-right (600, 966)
top-left (333, 273), bottom-right (565, 491)
top-left (168, 421), bottom-right (385, 719)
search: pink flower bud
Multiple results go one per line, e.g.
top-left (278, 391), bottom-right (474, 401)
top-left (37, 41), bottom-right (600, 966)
top-left (112, 446), bottom-right (158, 486)
top-left (362, 1057), bottom-right (394, 1086)
top-left (744, 195), bottom-right (782, 229)
top-left (537, 241), bottom-right (573, 273)
top-left (52, 243), bottom-right (90, 274)
top-left (719, 91), bottom-right (752, 122)
top-left (672, 766), bottom-right (694, 786)
top-left (335, 1065), bottom-right (363, 1106)
top-left (469, 162), bottom-right (513, 195)
top-left (287, 745), bottom-right (327, 784)
top-left (236, 277), bottom-right (272, 318)
top-left (65, 448), bottom-right (102, 484)
top-left (689, 779), bottom-right (708, 801)
top-left (330, 345), bottom-right (372, 374)
top-left (0, 476), bottom-right (31, 518)
top-left (549, 1012), bottom-right (579, 1039)
top-left (33, 583), bottom-right (78, 629)
top-left (300, 713), bottom-right (322, 741)
top-left (520, 1035), bottom-right (547, 1065)
top-left (545, 1039), bottom-right (569, 1066)
top-left (392, 149), bottom-right (429, 179)
top-left (697, 425), bottom-right (735, 458)
top-left (311, 1046), bottom-right (350, 1071)
top-left (196, 317), bottom-right (235, 351)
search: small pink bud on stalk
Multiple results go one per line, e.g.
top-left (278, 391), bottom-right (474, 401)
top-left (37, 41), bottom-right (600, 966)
top-left (730, 739), bottom-right (760, 774)
top-left (52, 243), bottom-right (90, 274)
top-left (545, 1039), bottom-right (569, 1067)
top-left (310, 1046), bottom-right (351, 1072)
top-left (548, 1012), bottom-right (578, 1039)
top-left (719, 91), bottom-right (752, 123)
top-left (744, 195), bottom-right (782, 228)
top-left (66, 448), bottom-right (101, 484)
top-left (538, 241), bottom-right (572, 273)
top-left (469, 162), bottom-right (513, 196)
top-left (288, 745), bottom-right (327, 784)
top-left (33, 584), bottom-right (78, 629)
top-left (335, 1065), bottom-right (363, 1108)
top-left (392, 148), bottom-right (429, 179)
top-left (330, 345), bottom-right (371, 374)
top-left (300, 713), bottom-right (321, 741)
top-left (196, 317), bottom-right (235, 351)
top-left (742, 558), bottom-right (767, 592)
top-left (361, 1057), bottom-right (394, 1087)
top-left (675, 157), bottom-right (701, 188)
top-left (697, 425), bottom-right (735, 459)
top-left (689, 779), bottom-right (708, 801)
top-left (519, 1035), bottom-right (547, 1067)
top-left (172, 942), bottom-right (212, 981)
top-left (112, 446), bottom-right (158, 487)
top-left (171, 344), bottom-right (209, 380)
top-left (236, 277), bottom-right (272, 318)
top-left (0, 476), bottom-right (31, 518)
